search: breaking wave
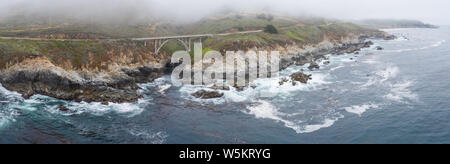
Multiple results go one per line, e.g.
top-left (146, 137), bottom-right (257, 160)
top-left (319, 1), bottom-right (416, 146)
top-left (384, 81), bottom-right (418, 103)
top-left (245, 100), bottom-right (342, 134)
top-left (179, 65), bottom-right (332, 104)
top-left (0, 84), bottom-right (150, 120)
top-left (0, 84), bottom-right (23, 128)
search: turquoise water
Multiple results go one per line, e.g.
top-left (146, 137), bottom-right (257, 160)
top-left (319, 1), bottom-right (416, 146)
top-left (0, 27), bottom-right (449, 144)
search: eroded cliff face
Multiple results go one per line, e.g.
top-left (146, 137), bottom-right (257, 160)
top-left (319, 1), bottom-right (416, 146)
top-left (0, 55), bottom-right (168, 103)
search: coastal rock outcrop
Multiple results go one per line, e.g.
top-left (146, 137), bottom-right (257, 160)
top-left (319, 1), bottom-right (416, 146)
top-left (58, 105), bottom-right (70, 112)
top-left (210, 84), bottom-right (231, 91)
top-left (279, 71), bottom-right (312, 86)
top-left (192, 90), bottom-right (224, 99)
top-left (0, 57), bottom-right (165, 103)
top-left (290, 72), bottom-right (312, 84)
top-left (308, 62), bottom-right (320, 70)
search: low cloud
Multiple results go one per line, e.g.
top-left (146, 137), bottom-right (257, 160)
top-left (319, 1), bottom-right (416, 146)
top-left (0, 0), bottom-right (448, 25)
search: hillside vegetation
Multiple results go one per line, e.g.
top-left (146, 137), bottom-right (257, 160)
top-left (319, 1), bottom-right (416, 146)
top-left (0, 12), bottom-right (382, 71)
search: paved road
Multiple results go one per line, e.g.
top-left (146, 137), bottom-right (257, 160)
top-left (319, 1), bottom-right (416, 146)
top-left (0, 29), bottom-right (265, 42)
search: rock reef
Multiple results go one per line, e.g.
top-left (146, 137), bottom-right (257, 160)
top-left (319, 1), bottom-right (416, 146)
top-left (192, 90), bottom-right (224, 99)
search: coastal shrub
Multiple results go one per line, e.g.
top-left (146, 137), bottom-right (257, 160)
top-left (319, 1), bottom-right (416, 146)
top-left (264, 25), bottom-right (278, 34)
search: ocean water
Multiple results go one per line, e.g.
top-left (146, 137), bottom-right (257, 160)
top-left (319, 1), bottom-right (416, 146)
top-left (0, 27), bottom-right (449, 144)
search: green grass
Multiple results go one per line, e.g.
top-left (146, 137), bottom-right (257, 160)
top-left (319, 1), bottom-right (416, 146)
top-left (0, 38), bottom-right (159, 70)
top-left (186, 13), bottom-right (299, 34)
top-left (285, 31), bottom-right (305, 42)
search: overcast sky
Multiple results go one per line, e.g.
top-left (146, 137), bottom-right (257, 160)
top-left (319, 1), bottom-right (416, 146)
top-left (1, 0), bottom-right (448, 25)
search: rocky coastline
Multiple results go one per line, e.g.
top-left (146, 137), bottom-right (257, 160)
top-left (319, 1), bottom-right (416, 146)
top-left (0, 57), bottom-right (168, 103)
top-left (0, 32), bottom-right (395, 102)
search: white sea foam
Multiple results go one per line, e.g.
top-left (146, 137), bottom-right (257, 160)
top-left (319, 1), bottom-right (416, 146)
top-left (128, 129), bottom-right (168, 144)
top-left (179, 66), bottom-right (331, 104)
top-left (361, 56), bottom-right (379, 64)
top-left (0, 84), bottom-right (22, 128)
top-left (0, 109), bottom-right (17, 128)
top-left (300, 118), bottom-right (339, 133)
top-left (384, 81), bottom-right (418, 103)
top-left (245, 100), bottom-right (341, 134)
top-left (386, 40), bottom-right (446, 53)
top-left (158, 84), bottom-right (172, 94)
top-left (67, 101), bottom-right (146, 117)
top-left (330, 65), bottom-right (345, 72)
top-left (361, 66), bottom-right (399, 89)
top-left (0, 84), bottom-right (22, 100)
top-left (377, 66), bottom-right (399, 82)
top-left (344, 104), bottom-right (379, 116)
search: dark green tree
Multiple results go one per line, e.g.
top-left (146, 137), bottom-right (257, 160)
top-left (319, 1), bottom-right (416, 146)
top-left (264, 25), bottom-right (278, 34)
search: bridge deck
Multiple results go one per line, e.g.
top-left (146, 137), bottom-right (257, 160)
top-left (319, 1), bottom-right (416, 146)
top-left (131, 34), bottom-right (214, 41)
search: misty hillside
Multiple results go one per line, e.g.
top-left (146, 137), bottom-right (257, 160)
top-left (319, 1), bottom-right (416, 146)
top-left (0, 11), bottom-right (363, 39)
top-left (354, 19), bottom-right (439, 29)
top-left (184, 12), bottom-right (332, 34)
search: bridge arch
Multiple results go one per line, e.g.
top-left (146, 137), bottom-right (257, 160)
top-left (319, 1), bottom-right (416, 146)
top-left (155, 38), bottom-right (191, 56)
top-left (133, 34), bottom-right (212, 56)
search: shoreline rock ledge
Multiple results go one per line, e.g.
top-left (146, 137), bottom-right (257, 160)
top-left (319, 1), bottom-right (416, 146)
top-left (191, 90), bottom-right (224, 99)
top-left (0, 57), bottom-right (166, 103)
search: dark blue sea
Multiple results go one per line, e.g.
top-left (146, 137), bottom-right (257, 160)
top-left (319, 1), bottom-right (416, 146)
top-left (0, 27), bottom-right (449, 144)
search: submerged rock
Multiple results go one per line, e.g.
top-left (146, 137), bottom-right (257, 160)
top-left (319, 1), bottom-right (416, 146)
top-left (384, 35), bottom-right (397, 40)
top-left (58, 105), bottom-right (69, 112)
top-left (210, 84), bottom-right (230, 91)
top-left (279, 77), bottom-right (289, 85)
top-left (234, 85), bottom-right (246, 92)
top-left (376, 46), bottom-right (384, 50)
top-left (192, 90), bottom-right (224, 99)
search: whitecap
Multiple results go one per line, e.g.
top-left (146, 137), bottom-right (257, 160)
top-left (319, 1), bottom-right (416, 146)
top-left (344, 103), bottom-right (379, 116)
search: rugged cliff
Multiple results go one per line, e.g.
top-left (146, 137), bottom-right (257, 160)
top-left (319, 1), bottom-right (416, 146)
top-left (0, 39), bottom-right (170, 103)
